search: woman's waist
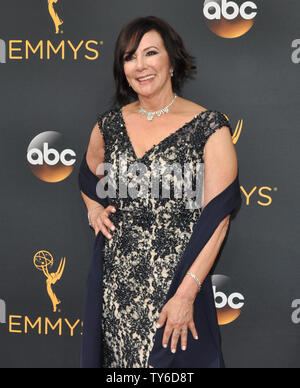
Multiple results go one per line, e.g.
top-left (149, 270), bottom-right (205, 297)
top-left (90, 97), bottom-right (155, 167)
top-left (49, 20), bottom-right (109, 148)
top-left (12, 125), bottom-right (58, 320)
top-left (109, 206), bottom-right (201, 226)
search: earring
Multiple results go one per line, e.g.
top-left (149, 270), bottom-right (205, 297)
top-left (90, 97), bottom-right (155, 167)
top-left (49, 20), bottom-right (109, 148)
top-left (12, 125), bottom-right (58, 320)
top-left (170, 70), bottom-right (174, 77)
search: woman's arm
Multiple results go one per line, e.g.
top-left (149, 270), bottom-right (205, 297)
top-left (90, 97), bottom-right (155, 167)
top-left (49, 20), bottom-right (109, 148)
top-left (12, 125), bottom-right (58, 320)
top-left (79, 121), bottom-right (116, 237)
top-left (156, 124), bottom-right (238, 353)
top-left (80, 122), bottom-right (106, 214)
top-left (175, 124), bottom-right (238, 301)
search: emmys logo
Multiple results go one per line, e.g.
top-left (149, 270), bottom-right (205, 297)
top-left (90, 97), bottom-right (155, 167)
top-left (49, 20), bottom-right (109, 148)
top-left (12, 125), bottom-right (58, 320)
top-left (0, 299), bottom-right (6, 324)
top-left (212, 275), bottom-right (245, 325)
top-left (27, 131), bottom-right (76, 182)
top-left (291, 299), bottom-right (300, 324)
top-left (223, 113), bottom-right (243, 145)
top-left (33, 250), bottom-right (66, 312)
top-left (0, 2), bottom-right (104, 63)
top-left (291, 39), bottom-right (300, 64)
top-left (203, 0), bottom-right (257, 38)
top-left (223, 116), bottom-right (277, 208)
top-left (48, 0), bottom-right (64, 34)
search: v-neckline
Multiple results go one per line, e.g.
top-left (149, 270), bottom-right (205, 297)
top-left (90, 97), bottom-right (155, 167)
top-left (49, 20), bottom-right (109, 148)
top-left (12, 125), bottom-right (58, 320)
top-left (119, 107), bottom-right (209, 162)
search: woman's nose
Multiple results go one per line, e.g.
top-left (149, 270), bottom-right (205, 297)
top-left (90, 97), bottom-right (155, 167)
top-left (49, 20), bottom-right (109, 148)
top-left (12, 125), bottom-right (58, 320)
top-left (135, 55), bottom-right (146, 71)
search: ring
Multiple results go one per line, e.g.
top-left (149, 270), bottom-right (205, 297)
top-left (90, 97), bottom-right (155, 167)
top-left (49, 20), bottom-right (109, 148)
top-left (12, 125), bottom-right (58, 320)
top-left (181, 329), bottom-right (188, 333)
top-left (174, 331), bottom-right (181, 336)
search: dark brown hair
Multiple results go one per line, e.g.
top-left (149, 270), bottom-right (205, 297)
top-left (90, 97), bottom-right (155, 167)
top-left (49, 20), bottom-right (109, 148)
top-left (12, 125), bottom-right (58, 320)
top-left (111, 16), bottom-right (197, 107)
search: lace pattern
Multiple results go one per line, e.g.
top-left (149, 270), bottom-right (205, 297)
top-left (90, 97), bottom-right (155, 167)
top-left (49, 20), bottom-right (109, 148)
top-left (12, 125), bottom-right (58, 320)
top-left (96, 107), bottom-right (231, 367)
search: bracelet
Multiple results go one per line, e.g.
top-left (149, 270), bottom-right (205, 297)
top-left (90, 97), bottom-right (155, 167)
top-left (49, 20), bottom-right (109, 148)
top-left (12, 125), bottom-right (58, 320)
top-left (186, 271), bottom-right (202, 292)
top-left (87, 205), bottom-right (102, 226)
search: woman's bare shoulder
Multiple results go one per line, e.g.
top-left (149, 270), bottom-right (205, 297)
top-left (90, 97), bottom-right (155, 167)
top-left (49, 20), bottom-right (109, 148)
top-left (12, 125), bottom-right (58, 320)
top-left (176, 97), bottom-right (208, 116)
top-left (121, 101), bottom-right (139, 115)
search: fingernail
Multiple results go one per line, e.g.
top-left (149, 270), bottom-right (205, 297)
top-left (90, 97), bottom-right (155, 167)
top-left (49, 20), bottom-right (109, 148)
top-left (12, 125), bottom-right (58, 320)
top-left (163, 344), bottom-right (167, 348)
top-left (171, 349), bottom-right (176, 353)
top-left (111, 226), bottom-right (115, 231)
top-left (108, 234), bottom-right (112, 239)
top-left (182, 346), bottom-right (186, 351)
top-left (156, 323), bottom-right (160, 328)
top-left (195, 336), bottom-right (198, 340)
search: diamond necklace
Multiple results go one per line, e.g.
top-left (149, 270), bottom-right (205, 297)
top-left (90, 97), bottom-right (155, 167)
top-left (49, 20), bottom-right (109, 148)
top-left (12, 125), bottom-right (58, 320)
top-left (139, 93), bottom-right (177, 121)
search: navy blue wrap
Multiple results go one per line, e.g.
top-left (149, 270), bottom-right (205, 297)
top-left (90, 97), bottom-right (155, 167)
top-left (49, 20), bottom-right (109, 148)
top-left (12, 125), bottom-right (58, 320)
top-left (79, 150), bottom-right (242, 368)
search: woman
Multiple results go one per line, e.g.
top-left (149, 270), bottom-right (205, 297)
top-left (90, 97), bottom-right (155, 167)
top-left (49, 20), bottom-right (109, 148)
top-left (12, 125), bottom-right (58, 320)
top-left (79, 15), bottom-right (240, 368)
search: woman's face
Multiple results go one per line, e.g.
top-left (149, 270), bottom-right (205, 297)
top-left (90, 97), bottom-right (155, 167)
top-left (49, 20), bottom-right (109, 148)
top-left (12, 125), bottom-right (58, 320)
top-left (123, 29), bottom-right (173, 98)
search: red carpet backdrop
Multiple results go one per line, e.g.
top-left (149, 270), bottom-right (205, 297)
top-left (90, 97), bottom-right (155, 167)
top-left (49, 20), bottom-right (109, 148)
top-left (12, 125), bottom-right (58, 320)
top-left (0, 0), bottom-right (299, 368)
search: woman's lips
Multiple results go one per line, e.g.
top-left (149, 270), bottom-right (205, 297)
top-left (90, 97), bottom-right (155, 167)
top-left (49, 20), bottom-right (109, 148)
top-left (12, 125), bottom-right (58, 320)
top-left (136, 75), bottom-right (156, 84)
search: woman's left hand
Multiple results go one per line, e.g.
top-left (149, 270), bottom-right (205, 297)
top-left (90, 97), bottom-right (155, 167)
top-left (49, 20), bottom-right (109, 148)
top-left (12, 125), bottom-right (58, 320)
top-left (156, 294), bottom-right (198, 353)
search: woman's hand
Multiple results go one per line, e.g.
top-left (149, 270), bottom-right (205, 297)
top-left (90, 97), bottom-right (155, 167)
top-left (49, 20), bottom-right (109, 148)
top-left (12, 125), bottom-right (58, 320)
top-left (156, 294), bottom-right (198, 353)
top-left (89, 205), bottom-right (116, 238)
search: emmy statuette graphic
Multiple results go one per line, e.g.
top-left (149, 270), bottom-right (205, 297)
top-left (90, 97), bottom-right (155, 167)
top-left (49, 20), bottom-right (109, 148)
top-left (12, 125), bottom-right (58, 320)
top-left (47, 0), bottom-right (64, 34)
top-left (34, 250), bottom-right (66, 312)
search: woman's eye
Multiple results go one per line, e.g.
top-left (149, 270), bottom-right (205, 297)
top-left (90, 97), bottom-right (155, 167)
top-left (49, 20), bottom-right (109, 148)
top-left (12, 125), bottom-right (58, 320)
top-left (147, 50), bottom-right (158, 56)
top-left (123, 51), bottom-right (158, 62)
top-left (124, 55), bottom-right (133, 62)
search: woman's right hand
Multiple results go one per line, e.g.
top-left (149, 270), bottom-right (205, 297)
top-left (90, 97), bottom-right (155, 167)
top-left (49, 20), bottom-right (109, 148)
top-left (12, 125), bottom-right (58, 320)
top-left (89, 205), bottom-right (117, 239)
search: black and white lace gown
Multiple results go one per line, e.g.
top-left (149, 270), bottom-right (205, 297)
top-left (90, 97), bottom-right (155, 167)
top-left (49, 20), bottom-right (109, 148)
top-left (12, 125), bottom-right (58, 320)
top-left (96, 108), bottom-right (231, 368)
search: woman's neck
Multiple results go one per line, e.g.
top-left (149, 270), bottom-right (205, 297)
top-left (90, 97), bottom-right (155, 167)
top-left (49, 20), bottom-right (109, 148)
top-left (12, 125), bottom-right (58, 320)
top-left (137, 88), bottom-right (175, 112)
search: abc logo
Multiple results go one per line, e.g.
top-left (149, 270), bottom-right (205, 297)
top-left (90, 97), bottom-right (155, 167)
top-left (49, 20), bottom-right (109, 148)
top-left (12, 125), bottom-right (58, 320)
top-left (203, 0), bottom-right (257, 38)
top-left (27, 131), bottom-right (76, 182)
top-left (212, 275), bottom-right (245, 325)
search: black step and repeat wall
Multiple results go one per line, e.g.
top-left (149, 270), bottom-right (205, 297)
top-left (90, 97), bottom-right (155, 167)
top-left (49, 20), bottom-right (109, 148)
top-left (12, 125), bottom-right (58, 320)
top-left (0, 0), bottom-right (299, 368)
